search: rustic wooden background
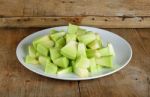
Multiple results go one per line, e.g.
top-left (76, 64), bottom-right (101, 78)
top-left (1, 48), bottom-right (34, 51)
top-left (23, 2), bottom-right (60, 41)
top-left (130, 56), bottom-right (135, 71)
top-left (0, 0), bottom-right (150, 28)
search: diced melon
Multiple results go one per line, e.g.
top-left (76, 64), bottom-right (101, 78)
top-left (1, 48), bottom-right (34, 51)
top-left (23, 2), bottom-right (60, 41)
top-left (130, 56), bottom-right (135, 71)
top-left (76, 28), bottom-right (86, 36)
top-left (95, 33), bottom-right (102, 47)
top-left (74, 68), bottom-right (89, 77)
top-left (28, 45), bottom-right (36, 58)
top-left (33, 35), bottom-right (50, 49)
top-left (86, 49), bottom-right (101, 58)
top-left (55, 37), bottom-right (66, 48)
top-left (66, 33), bottom-right (76, 43)
top-left (77, 33), bottom-right (96, 45)
top-left (61, 41), bottom-right (77, 60)
top-left (41, 40), bottom-right (54, 49)
top-left (36, 44), bottom-right (48, 56)
top-left (57, 66), bottom-right (72, 74)
top-left (25, 55), bottom-right (39, 65)
top-left (45, 62), bottom-right (58, 74)
top-left (50, 32), bottom-right (66, 41)
top-left (98, 43), bottom-right (115, 57)
top-left (74, 56), bottom-right (90, 69)
top-left (49, 48), bottom-right (61, 62)
top-left (87, 40), bottom-right (101, 50)
top-left (96, 56), bottom-right (113, 68)
top-left (68, 23), bottom-right (78, 34)
top-left (50, 29), bottom-right (58, 34)
top-left (53, 57), bottom-right (69, 68)
top-left (89, 58), bottom-right (97, 73)
top-left (38, 56), bottom-right (51, 68)
top-left (77, 43), bottom-right (87, 58)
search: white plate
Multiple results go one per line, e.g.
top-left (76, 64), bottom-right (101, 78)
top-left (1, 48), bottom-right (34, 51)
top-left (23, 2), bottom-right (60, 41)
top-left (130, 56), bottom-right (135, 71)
top-left (16, 26), bottom-right (132, 80)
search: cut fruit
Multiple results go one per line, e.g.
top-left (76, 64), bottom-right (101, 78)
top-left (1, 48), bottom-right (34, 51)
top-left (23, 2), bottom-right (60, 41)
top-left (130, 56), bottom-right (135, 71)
top-left (86, 49), bottom-right (101, 58)
top-left (53, 57), bottom-right (69, 68)
top-left (40, 40), bottom-right (54, 49)
top-left (95, 33), bottom-right (103, 48)
top-left (38, 56), bottom-right (51, 68)
top-left (57, 66), bottom-right (72, 74)
top-left (77, 43), bottom-right (87, 58)
top-left (75, 56), bottom-right (90, 69)
top-left (25, 55), bottom-right (39, 65)
top-left (28, 45), bottom-right (36, 58)
top-left (50, 32), bottom-right (66, 41)
top-left (66, 33), bottom-right (76, 43)
top-left (74, 68), bottom-right (89, 77)
top-left (76, 28), bottom-right (86, 36)
top-left (61, 41), bottom-right (77, 60)
top-left (50, 29), bottom-right (58, 34)
top-left (98, 43), bottom-right (115, 57)
top-left (36, 44), bottom-right (48, 56)
top-left (77, 33), bottom-right (96, 45)
top-left (87, 40), bottom-right (101, 50)
top-left (49, 48), bottom-right (61, 62)
top-left (68, 23), bottom-right (78, 34)
top-left (89, 58), bottom-right (97, 73)
top-left (55, 37), bottom-right (66, 48)
top-left (33, 35), bottom-right (50, 49)
top-left (96, 56), bottom-right (113, 68)
top-left (45, 62), bottom-right (58, 74)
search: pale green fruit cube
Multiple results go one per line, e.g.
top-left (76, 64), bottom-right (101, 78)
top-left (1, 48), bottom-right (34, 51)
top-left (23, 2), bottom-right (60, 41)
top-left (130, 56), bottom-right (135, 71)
top-left (57, 66), bottom-right (72, 74)
top-left (74, 68), bottom-right (89, 77)
top-left (49, 48), bottom-right (61, 62)
top-left (50, 32), bottom-right (66, 41)
top-left (28, 45), bottom-right (36, 58)
top-left (61, 41), bottom-right (77, 60)
top-left (36, 44), bottom-right (48, 56)
top-left (98, 43), bottom-right (115, 57)
top-left (68, 23), bottom-right (79, 34)
top-left (89, 58), bottom-right (97, 73)
top-left (87, 40), bottom-right (101, 50)
top-left (77, 33), bottom-right (96, 45)
top-left (53, 57), bottom-right (69, 68)
top-left (45, 62), bottom-right (58, 74)
top-left (33, 35), bottom-right (50, 49)
top-left (55, 37), bottom-right (66, 48)
top-left (77, 43), bottom-right (87, 58)
top-left (76, 28), bottom-right (86, 36)
top-left (86, 49), bottom-right (101, 58)
top-left (66, 33), bottom-right (76, 43)
top-left (38, 56), bottom-right (51, 68)
top-left (75, 56), bottom-right (90, 69)
top-left (25, 55), bottom-right (39, 65)
top-left (96, 56), bottom-right (113, 68)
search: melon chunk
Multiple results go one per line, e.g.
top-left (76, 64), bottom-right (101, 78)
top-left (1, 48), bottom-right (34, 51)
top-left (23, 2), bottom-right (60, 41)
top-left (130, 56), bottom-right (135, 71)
top-left (53, 57), bottom-right (69, 68)
top-left (55, 37), bottom-right (66, 48)
top-left (25, 55), bottom-right (39, 65)
top-left (61, 41), bottom-right (77, 60)
top-left (74, 68), bottom-right (89, 77)
top-left (49, 48), bottom-right (61, 62)
top-left (50, 32), bottom-right (66, 41)
top-left (45, 62), bottom-right (58, 74)
top-left (77, 43), bottom-right (87, 58)
top-left (78, 33), bottom-right (96, 45)
top-left (28, 45), bottom-right (36, 58)
top-left (37, 44), bottom-right (48, 56)
top-left (96, 56), bottom-right (113, 68)
top-left (57, 66), bottom-right (72, 74)
top-left (38, 56), bottom-right (51, 68)
top-left (68, 23), bottom-right (79, 34)
top-left (66, 33), bottom-right (76, 43)
top-left (86, 49), bottom-right (101, 58)
top-left (87, 40), bottom-right (101, 50)
top-left (89, 58), bottom-right (97, 73)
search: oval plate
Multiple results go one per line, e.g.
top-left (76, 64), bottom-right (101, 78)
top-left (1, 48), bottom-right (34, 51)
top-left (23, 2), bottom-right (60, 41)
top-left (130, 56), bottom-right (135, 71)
top-left (16, 26), bottom-right (132, 80)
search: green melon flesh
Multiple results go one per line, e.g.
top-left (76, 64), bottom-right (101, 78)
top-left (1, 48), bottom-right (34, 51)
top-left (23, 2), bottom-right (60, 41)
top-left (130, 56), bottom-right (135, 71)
top-left (45, 62), bottom-right (58, 74)
top-left (96, 56), bottom-right (113, 68)
top-left (25, 55), bottom-right (39, 65)
top-left (49, 48), bottom-right (61, 62)
top-left (74, 68), bottom-right (89, 77)
top-left (77, 43), bottom-right (87, 58)
top-left (28, 45), bottom-right (36, 58)
top-left (66, 33), bottom-right (76, 43)
top-left (57, 66), bottom-right (72, 74)
top-left (87, 40), bottom-right (101, 50)
top-left (53, 57), bottom-right (69, 68)
top-left (50, 32), bottom-right (66, 41)
top-left (55, 37), bottom-right (66, 48)
top-left (77, 33), bottom-right (96, 45)
top-left (38, 56), bottom-right (51, 68)
top-left (86, 49), bottom-right (101, 58)
top-left (36, 44), bottom-right (48, 56)
top-left (89, 58), bottom-right (97, 73)
top-left (61, 41), bottom-right (77, 60)
top-left (68, 23), bottom-right (79, 34)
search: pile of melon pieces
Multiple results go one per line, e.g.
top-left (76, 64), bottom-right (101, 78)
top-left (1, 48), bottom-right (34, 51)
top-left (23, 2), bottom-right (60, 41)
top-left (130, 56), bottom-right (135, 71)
top-left (25, 24), bottom-right (115, 77)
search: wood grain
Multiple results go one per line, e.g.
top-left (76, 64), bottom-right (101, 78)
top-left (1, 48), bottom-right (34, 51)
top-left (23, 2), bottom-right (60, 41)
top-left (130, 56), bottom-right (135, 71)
top-left (0, 0), bottom-right (150, 17)
top-left (0, 28), bottom-right (149, 97)
top-left (0, 16), bottom-right (150, 28)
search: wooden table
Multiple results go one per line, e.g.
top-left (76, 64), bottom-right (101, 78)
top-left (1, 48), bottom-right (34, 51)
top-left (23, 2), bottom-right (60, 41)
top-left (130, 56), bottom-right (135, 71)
top-left (0, 28), bottom-right (149, 97)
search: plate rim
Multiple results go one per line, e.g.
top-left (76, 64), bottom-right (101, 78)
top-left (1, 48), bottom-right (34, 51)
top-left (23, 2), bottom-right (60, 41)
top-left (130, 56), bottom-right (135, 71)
top-left (16, 26), bottom-right (132, 80)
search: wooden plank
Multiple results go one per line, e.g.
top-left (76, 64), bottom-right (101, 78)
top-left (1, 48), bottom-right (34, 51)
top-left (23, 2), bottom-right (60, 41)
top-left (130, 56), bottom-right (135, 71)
top-left (0, 28), bottom-right (80, 97)
top-left (0, 0), bottom-right (150, 17)
top-left (0, 16), bottom-right (150, 28)
top-left (78, 29), bottom-right (150, 97)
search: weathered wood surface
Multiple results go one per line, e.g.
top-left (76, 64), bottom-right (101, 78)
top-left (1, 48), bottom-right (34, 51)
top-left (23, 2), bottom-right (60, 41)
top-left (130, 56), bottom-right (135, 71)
top-left (0, 0), bottom-right (150, 28)
top-left (0, 28), bottom-right (149, 97)
top-left (0, 16), bottom-right (150, 28)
